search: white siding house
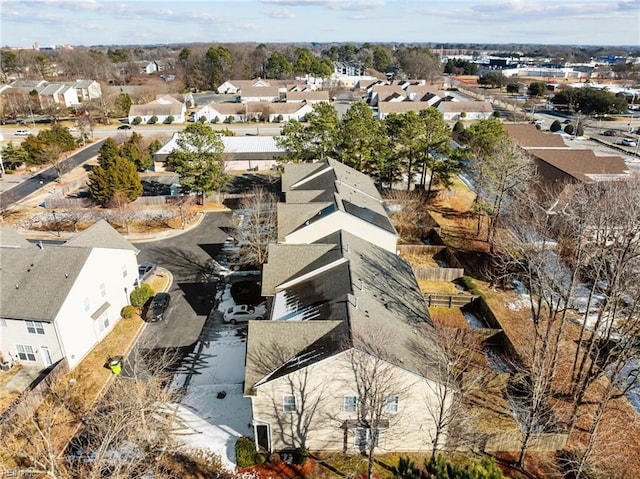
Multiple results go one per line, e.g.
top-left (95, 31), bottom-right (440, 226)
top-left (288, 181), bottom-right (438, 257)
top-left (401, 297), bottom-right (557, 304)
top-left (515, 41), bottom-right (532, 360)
top-left (0, 221), bottom-right (139, 370)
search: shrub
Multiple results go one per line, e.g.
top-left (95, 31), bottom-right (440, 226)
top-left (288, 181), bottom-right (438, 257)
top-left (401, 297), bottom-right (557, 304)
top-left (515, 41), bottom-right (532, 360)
top-left (550, 120), bottom-right (562, 132)
top-left (212, 116), bottom-right (220, 124)
top-left (227, 115), bottom-right (235, 124)
top-left (255, 453), bottom-right (266, 465)
top-left (148, 115), bottom-right (158, 124)
top-left (460, 111), bottom-right (467, 118)
top-left (493, 111), bottom-right (501, 118)
top-left (293, 447), bottom-right (309, 466)
top-left (130, 284), bottom-right (155, 308)
top-left (132, 116), bottom-right (142, 125)
top-left (269, 453), bottom-right (281, 464)
top-left (276, 114), bottom-right (284, 123)
top-left (120, 305), bottom-right (138, 319)
top-left (165, 115), bottom-right (175, 124)
top-left (564, 124), bottom-right (575, 135)
top-left (460, 276), bottom-right (483, 297)
top-left (235, 436), bottom-right (256, 468)
top-left (453, 121), bottom-right (465, 133)
top-left (199, 115), bottom-right (207, 124)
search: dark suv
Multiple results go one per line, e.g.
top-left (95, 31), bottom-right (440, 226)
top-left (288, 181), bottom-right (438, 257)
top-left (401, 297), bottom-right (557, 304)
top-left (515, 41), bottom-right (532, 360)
top-left (144, 293), bottom-right (171, 322)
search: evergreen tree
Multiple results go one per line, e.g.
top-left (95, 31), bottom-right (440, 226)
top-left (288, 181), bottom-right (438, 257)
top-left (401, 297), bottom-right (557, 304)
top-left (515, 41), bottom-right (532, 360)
top-left (88, 155), bottom-right (142, 206)
top-left (166, 122), bottom-right (228, 203)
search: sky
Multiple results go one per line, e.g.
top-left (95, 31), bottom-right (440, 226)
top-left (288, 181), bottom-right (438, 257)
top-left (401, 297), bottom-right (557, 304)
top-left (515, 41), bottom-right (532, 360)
top-left (1, 0), bottom-right (639, 48)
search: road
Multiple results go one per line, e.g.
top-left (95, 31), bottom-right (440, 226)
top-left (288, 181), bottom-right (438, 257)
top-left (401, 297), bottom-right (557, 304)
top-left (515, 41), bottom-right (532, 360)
top-left (133, 212), bottom-right (236, 350)
top-left (0, 138), bottom-right (106, 211)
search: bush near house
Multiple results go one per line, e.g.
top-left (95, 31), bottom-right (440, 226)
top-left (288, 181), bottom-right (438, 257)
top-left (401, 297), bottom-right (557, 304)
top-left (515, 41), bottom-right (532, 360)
top-left (120, 305), bottom-right (138, 319)
top-left (132, 116), bottom-right (142, 125)
top-left (550, 120), bottom-right (562, 132)
top-left (130, 284), bottom-right (155, 308)
top-left (148, 115), bottom-right (158, 124)
top-left (235, 436), bottom-right (257, 468)
top-left (164, 115), bottom-right (175, 124)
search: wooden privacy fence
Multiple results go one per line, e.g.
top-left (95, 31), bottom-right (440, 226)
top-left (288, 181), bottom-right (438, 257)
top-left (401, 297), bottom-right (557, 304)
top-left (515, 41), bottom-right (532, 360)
top-left (415, 267), bottom-right (465, 282)
top-left (425, 294), bottom-right (478, 308)
top-left (482, 431), bottom-right (568, 453)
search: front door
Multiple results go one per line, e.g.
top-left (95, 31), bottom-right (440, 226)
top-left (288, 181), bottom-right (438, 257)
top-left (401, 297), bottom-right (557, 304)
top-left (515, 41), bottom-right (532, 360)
top-left (40, 346), bottom-right (52, 367)
top-left (256, 424), bottom-right (270, 452)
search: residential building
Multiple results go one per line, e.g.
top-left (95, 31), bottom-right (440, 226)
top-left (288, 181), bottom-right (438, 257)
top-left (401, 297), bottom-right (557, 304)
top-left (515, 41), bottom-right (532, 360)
top-left (437, 101), bottom-right (494, 120)
top-left (64, 79), bottom-right (102, 102)
top-left (278, 159), bottom-right (398, 252)
top-left (128, 94), bottom-right (186, 124)
top-left (246, 167), bottom-right (447, 452)
top-left (240, 86), bottom-right (281, 103)
top-left (504, 123), bottom-right (630, 185)
top-left (285, 91), bottom-right (330, 104)
top-left (377, 101), bottom-right (438, 119)
top-left (0, 221), bottom-right (139, 370)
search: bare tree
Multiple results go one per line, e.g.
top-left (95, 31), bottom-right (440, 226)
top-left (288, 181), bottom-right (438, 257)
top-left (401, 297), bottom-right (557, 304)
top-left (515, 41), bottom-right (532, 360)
top-left (41, 143), bottom-right (67, 181)
top-left (412, 326), bottom-right (487, 456)
top-left (347, 325), bottom-right (413, 479)
top-left (234, 187), bottom-right (278, 266)
top-left (108, 190), bottom-right (138, 235)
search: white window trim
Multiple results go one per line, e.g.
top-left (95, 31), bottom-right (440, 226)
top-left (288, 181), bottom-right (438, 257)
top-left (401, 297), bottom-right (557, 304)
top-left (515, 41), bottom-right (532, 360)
top-left (343, 395), bottom-right (357, 413)
top-left (100, 282), bottom-right (107, 298)
top-left (16, 344), bottom-right (36, 361)
top-left (385, 394), bottom-right (399, 413)
top-left (283, 394), bottom-right (297, 413)
top-left (26, 320), bottom-right (45, 335)
top-left (354, 427), bottom-right (380, 448)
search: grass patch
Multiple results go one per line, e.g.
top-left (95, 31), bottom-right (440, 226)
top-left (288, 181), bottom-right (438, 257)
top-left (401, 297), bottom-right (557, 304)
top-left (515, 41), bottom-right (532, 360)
top-left (429, 306), bottom-right (469, 329)
top-left (418, 279), bottom-right (461, 294)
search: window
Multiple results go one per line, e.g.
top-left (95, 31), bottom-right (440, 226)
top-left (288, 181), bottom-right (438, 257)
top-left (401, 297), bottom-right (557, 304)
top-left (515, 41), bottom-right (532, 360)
top-left (16, 344), bottom-right (36, 362)
top-left (344, 395), bottom-right (357, 413)
top-left (122, 264), bottom-right (128, 278)
top-left (84, 297), bottom-right (91, 313)
top-left (25, 320), bottom-right (45, 335)
top-left (99, 283), bottom-right (107, 298)
top-left (283, 395), bottom-right (297, 413)
top-left (97, 312), bottom-right (110, 333)
top-left (385, 395), bottom-right (399, 413)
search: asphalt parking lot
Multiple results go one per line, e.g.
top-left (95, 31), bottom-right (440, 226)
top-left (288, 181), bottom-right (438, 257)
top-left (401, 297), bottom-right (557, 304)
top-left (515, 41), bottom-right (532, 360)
top-left (133, 212), bottom-right (237, 349)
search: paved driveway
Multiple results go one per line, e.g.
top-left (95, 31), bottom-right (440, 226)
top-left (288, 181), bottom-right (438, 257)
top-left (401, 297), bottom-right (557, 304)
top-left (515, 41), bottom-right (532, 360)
top-left (133, 212), bottom-right (236, 349)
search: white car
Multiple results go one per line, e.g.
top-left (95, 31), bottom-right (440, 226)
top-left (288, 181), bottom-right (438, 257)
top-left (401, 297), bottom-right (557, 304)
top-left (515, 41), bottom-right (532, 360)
top-left (620, 138), bottom-right (637, 147)
top-left (223, 304), bottom-right (266, 323)
top-left (15, 129), bottom-right (30, 136)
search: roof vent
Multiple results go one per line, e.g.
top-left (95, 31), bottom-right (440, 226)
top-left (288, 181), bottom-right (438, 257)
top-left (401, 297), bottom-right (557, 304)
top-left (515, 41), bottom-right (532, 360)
top-left (38, 241), bottom-right (44, 250)
top-left (354, 296), bottom-right (359, 310)
top-left (360, 280), bottom-right (365, 291)
top-left (15, 284), bottom-right (19, 289)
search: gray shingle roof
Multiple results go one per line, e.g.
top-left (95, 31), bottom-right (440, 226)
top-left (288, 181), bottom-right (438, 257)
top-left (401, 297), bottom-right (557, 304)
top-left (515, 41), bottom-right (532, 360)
top-left (0, 243), bottom-right (91, 321)
top-left (248, 229), bottom-right (441, 391)
top-left (65, 219), bottom-right (139, 253)
top-left (245, 320), bottom-right (344, 395)
top-left (278, 159), bottom-right (396, 238)
top-left (0, 221), bottom-right (137, 321)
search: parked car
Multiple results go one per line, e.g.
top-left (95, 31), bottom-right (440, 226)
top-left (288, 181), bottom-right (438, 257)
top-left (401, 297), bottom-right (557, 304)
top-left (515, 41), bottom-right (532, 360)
top-left (117, 124), bottom-right (131, 130)
top-left (67, 126), bottom-right (78, 133)
top-left (15, 129), bottom-right (30, 136)
top-left (144, 292), bottom-right (171, 322)
top-left (620, 138), bottom-right (637, 147)
top-left (138, 262), bottom-right (156, 283)
top-left (603, 129), bottom-right (619, 137)
top-left (223, 304), bottom-right (266, 323)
